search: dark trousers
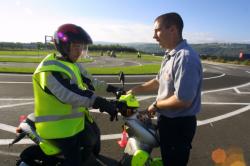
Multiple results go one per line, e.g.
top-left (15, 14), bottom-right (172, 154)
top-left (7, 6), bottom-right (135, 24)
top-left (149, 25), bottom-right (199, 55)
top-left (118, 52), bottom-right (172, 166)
top-left (54, 121), bottom-right (100, 166)
top-left (157, 115), bottom-right (196, 166)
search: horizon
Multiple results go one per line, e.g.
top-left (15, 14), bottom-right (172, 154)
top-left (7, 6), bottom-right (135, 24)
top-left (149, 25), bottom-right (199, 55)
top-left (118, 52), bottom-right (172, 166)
top-left (1, 0), bottom-right (250, 44)
top-left (1, 41), bottom-right (250, 45)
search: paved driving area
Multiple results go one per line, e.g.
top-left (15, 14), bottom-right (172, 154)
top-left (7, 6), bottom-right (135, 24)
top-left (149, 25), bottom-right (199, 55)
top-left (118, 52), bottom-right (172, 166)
top-left (0, 61), bottom-right (250, 165)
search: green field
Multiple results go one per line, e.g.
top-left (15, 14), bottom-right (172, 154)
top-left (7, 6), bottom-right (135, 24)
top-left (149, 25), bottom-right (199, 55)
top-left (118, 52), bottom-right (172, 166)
top-left (1, 50), bottom-right (248, 74)
top-left (0, 50), bottom-right (161, 74)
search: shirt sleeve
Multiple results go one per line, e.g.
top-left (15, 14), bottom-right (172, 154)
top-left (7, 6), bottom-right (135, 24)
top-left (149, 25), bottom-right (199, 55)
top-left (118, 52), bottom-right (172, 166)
top-left (173, 51), bottom-right (201, 102)
top-left (46, 71), bottom-right (97, 108)
top-left (76, 63), bottom-right (108, 93)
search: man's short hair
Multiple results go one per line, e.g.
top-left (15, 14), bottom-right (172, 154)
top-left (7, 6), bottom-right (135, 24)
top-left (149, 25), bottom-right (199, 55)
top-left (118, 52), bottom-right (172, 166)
top-left (155, 12), bottom-right (184, 35)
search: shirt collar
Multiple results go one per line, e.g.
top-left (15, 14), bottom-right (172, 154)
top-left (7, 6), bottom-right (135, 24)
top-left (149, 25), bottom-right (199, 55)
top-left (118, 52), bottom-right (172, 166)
top-left (166, 39), bottom-right (187, 57)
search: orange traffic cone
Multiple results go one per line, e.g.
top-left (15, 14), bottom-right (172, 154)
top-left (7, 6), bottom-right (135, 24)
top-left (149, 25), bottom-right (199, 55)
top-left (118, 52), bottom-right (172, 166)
top-left (117, 128), bottom-right (128, 148)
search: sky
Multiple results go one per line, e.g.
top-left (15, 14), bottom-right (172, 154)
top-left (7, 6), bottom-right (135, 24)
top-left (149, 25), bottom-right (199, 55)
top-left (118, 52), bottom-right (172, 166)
top-left (0, 0), bottom-right (250, 44)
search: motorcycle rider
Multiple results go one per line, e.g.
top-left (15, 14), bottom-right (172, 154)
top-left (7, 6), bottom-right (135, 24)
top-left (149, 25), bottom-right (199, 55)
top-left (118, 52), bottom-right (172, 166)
top-left (32, 23), bottom-right (121, 166)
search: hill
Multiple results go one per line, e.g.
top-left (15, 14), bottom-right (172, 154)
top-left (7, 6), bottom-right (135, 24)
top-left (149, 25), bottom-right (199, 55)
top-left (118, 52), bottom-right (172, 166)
top-left (122, 42), bottom-right (250, 58)
top-left (1, 42), bottom-right (250, 59)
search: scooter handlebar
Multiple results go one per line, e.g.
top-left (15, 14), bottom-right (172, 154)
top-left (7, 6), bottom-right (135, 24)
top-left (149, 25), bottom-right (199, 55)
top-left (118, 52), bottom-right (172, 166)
top-left (9, 132), bottom-right (26, 146)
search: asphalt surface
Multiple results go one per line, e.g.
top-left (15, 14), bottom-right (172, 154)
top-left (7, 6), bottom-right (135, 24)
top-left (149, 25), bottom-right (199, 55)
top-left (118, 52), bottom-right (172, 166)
top-left (0, 61), bottom-right (250, 166)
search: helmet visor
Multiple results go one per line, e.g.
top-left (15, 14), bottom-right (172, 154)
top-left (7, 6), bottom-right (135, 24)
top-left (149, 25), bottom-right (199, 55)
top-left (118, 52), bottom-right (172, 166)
top-left (81, 44), bottom-right (89, 57)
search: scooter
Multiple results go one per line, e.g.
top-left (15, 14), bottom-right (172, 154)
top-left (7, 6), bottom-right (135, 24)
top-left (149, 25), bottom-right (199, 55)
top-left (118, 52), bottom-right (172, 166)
top-left (9, 113), bottom-right (101, 166)
top-left (116, 72), bottom-right (163, 166)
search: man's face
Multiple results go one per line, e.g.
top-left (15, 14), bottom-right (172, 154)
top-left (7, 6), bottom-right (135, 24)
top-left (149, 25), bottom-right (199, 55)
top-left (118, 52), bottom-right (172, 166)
top-left (68, 42), bottom-right (88, 62)
top-left (153, 20), bottom-right (174, 49)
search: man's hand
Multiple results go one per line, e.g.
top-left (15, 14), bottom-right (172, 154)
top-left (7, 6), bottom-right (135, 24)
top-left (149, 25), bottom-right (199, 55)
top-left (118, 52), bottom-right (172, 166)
top-left (147, 101), bottom-right (158, 118)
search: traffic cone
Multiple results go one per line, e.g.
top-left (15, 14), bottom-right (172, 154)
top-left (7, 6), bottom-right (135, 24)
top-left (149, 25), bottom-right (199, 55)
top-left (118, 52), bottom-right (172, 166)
top-left (19, 115), bottom-right (27, 123)
top-left (117, 128), bottom-right (128, 148)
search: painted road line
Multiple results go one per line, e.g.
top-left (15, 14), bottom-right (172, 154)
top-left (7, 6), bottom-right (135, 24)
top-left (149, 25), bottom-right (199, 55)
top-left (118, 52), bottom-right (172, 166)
top-left (0, 123), bottom-right (16, 133)
top-left (0, 139), bottom-right (32, 145)
top-left (246, 71), bottom-right (250, 74)
top-left (197, 105), bottom-right (250, 126)
top-left (0, 102), bottom-right (34, 109)
top-left (0, 73), bottom-right (155, 78)
top-left (0, 98), bottom-right (33, 101)
top-left (0, 81), bottom-right (145, 85)
top-left (0, 133), bottom-right (123, 146)
top-left (234, 88), bottom-right (250, 94)
top-left (0, 73), bottom-right (32, 76)
top-left (202, 82), bottom-right (250, 94)
top-left (0, 150), bottom-right (20, 157)
top-left (0, 81), bottom-right (32, 84)
top-left (203, 73), bottom-right (226, 80)
top-left (202, 102), bottom-right (250, 105)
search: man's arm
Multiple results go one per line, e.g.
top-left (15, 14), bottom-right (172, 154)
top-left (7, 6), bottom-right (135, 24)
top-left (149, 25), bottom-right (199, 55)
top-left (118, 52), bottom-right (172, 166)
top-left (148, 94), bottom-right (192, 115)
top-left (128, 78), bottom-right (159, 95)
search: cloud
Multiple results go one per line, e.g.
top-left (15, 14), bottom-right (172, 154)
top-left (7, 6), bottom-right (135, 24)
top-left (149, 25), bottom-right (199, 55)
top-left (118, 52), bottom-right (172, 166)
top-left (183, 32), bottom-right (219, 44)
top-left (85, 21), bottom-right (154, 43)
top-left (24, 8), bottom-right (33, 15)
top-left (15, 0), bottom-right (21, 6)
top-left (2, 13), bottom-right (248, 44)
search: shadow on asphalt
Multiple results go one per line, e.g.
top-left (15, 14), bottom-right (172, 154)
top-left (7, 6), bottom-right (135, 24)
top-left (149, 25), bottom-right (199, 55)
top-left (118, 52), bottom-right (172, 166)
top-left (97, 154), bottom-right (119, 166)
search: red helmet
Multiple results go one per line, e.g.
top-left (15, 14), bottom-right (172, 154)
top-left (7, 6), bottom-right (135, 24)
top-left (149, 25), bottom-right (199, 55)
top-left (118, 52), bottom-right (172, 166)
top-left (54, 24), bottom-right (93, 56)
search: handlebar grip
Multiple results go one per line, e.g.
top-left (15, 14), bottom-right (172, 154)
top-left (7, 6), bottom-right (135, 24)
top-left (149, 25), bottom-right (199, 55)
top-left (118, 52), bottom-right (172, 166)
top-left (9, 132), bottom-right (26, 146)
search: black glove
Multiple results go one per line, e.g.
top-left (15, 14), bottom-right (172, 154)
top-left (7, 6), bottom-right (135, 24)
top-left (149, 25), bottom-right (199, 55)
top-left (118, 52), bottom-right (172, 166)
top-left (93, 97), bottom-right (117, 121)
top-left (106, 85), bottom-right (125, 99)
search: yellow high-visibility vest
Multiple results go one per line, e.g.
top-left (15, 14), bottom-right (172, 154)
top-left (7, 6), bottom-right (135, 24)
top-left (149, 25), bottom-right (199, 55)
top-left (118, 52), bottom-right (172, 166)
top-left (33, 54), bottom-right (93, 139)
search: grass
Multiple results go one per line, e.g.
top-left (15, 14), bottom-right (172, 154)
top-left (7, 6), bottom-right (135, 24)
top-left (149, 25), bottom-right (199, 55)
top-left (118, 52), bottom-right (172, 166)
top-left (0, 64), bottom-right (160, 74)
top-left (88, 64), bottom-right (160, 74)
top-left (0, 50), bottom-right (161, 74)
top-left (0, 57), bottom-right (93, 63)
top-left (0, 67), bottom-right (35, 73)
top-left (0, 50), bottom-right (53, 56)
top-left (1, 50), bottom-right (249, 74)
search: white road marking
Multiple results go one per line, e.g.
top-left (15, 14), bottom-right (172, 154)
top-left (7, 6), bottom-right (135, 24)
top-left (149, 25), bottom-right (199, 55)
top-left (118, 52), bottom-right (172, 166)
top-left (203, 73), bottom-right (226, 80)
top-left (0, 133), bottom-right (123, 146)
top-left (0, 81), bottom-right (144, 85)
top-left (0, 102), bottom-right (34, 109)
top-left (202, 102), bottom-right (250, 105)
top-left (202, 82), bottom-right (250, 94)
top-left (0, 81), bottom-right (31, 84)
top-left (246, 71), bottom-right (250, 74)
top-left (233, 87), bottom-right (250, 94)
top-left (0, 73), bottom-right (32, 76)
top-left (197, 105), bottom-right (250, 126)
top-left (0, 150), bottom-right (20, 157)
top-left (0, 123), bottom-right (16, 133)
top-left (0, 73), bottom-right (155, 78)
top-left (234, 87), bottom-right (241, 94)
top-left (0, 98), bottom-right (33, 101)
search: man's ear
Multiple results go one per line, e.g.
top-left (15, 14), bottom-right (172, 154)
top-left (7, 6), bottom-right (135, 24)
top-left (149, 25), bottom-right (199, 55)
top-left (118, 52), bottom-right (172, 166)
top-left (169, 25), bottom-right (177, 33)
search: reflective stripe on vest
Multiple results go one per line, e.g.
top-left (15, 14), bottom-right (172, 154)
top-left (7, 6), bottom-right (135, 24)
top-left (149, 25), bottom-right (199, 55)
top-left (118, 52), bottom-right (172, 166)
top-left (35, 111), bottom-right (84, 123)
top-left (42, 60), bottom-right (78, 86)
